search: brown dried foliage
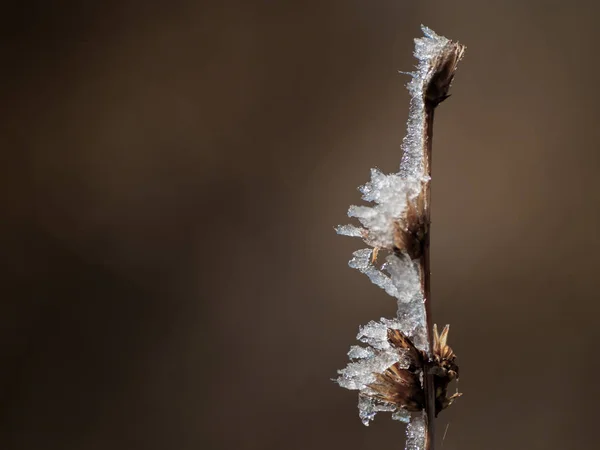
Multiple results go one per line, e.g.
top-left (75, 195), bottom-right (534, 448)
top-left (367, 326), bottom-right (461, 417)
top-left (393, 189), bottom-right (428, 260)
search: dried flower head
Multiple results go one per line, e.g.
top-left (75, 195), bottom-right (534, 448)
top-left (367, 328), bottom-right (425, 413)
top-left (431, 324), bottom-right (462, 415)
top-left (336, 319), bottom-right (460, 425)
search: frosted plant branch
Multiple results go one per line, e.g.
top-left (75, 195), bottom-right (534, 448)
top-left (335, 26), bottom-right (465, 450)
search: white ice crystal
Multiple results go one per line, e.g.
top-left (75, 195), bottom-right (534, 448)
top-left (405, 413), bottom-right (427, 450)
top-left (335, 25), bottom-right (464, 450)
top-left (400, 26), bottom-right (453, 179)
top-left (336, 319), bottom-right (413, 425)
top-left (336, 168), bottom-right (424, 250)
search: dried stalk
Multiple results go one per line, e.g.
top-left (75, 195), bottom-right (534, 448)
top-left (419, 38), bottom-right (465, 450)
top-left (334, 27), bottom-right (465, 450)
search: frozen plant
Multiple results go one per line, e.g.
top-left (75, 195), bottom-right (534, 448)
top-left (334, 26), bottom-right (465, 450)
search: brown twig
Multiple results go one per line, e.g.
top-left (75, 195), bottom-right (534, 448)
top-left (418, 41), bottom-right (465, 450)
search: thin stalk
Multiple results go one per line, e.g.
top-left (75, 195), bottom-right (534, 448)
top-left (419, 45), bottom-right (465, 450)
top-left (421, 105), bottom-right (435, 450)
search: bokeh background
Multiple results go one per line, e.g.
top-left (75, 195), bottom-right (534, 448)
top-left (3, 1), bottom-right (600, 449)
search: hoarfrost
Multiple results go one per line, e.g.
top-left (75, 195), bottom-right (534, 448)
top-left (335, 224), bottom-right (364, 238)
top-left (336, 318), bottom-right (413, 423)
top-left (348, 249), bottom-right (401, 299)
top-left (358, 395), bottom-right (397, 426)
top-left (336, 26), bottom-right (459, 352)
top-left (343, 250), bottom-right (427, 352)
top-left (336, 350), bottom-right (400, 391)
top-left (392, 409), bottom-right (412, 424)
top-left (405, 413), bottom-right (427, 450)
top-left (344, 169), bottom-right (423, 250)
top-left (400, 26), bottom-right (453, 179)
top-left (347, 345), bottom-right (374, 360)
top-left (336, 319), bottom-right (411, 391)
top-left (335, 25), bottom-right (464, 450)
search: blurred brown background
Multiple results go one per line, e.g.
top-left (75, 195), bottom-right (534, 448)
top-left (2, 1), bottom-right (600, 449)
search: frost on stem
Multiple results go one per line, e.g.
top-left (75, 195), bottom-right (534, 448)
top-left (347, 248), bottom-right (428, 350)
top-left (336, 318), bottom-right (415, 426)
top-left (335, 321), bottom-right (461, 427)
top-left (405, 414), bottom-right (427, 450)
top-left (336, 25), bottom-right (464, 352)
top-left (335, 25), bottom-right (465, 449)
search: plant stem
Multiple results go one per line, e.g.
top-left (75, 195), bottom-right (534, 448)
top-left (418, 43), bottom-right (465, 450)
top-left (421, 105), bottom-right (435, 450)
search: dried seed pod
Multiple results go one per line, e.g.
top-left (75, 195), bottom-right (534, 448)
top-left (378, 325), bottom-right (462, 417)
top-left (368, 363), bottom-right (424, 412)
top-left (431, 324), bottom-right (462, 416)
top-left (336, 319), bottom-right (461, 424)
top-left (365, 325), bottom-right (461, 417)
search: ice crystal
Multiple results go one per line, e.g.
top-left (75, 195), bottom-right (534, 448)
top-left (336, 319), bottom-right (413, 425)
top-left (337, 168), bottom-right (424, 250)
top-left (358, 395), bottom-right (399, 426)
top-left (400, 26), bottom-right (454, 178)
top-left (405, 413), bottom-right (427, 450)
